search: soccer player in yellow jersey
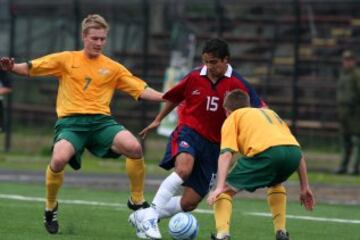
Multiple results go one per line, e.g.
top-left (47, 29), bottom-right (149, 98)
top-left (0, 14), bottom-right (163, 235)
top-left (207, 89), bottom-right (315, 240)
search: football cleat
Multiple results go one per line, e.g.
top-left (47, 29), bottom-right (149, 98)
top-left (141, 217), bottom-right (162, 239)
top-left (128, 212), bottom-right (148, 239)
top-left (276, 230), bottom-right (290, 240)
top-left (127, 197), bottom-right (150, 211)
top-left (210, 233), bottom-right (231, 240)
top-left (44, 202), bottom-right (59, 234)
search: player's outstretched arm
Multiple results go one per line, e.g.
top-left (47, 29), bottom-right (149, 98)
top-left (0, 87), bottom-right (11, 95)
top-left (297, 156), bottom-right (315, 211)
top-left (139, 87), bottom-right (163, 102)
top-left (139, 100), bottom-right (177, 139)
top-left (0, 57), bottom-right (29, 76)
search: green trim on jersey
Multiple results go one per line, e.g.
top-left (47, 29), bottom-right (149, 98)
top-left (27, 61), bottom-right (32, 69)
top-left (220, 148), bottom-right (236, 154)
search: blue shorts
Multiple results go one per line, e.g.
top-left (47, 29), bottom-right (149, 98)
top-left (160, 125), bottom-right (219, 197)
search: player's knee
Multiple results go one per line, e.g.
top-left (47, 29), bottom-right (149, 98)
top-left (175, 166), bottom-right (191, 180)
top-left (180, 200), bottom-right (199, 212)
top-left (174, 154), bottom-right (194, 180)
top-left (50, 155), bottom-right (68, 172)
top-left (124, 142), bottom-right (143, 159)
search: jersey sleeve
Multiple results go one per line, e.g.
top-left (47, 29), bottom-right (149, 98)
top-left (115, 64), bottom-right (147, 100)
top-left (220, 114), bottom-right (239, 153)
top-left (29, 52), bottom-right (69, 78)
top-left (237, 74), bottom-right (266, 108)
top-left (163, 75), bottom-right (189, 103)
top-left (248, 85), bottom-right (266, 108)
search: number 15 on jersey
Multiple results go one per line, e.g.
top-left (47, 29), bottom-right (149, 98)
top-left (206, 96), bottom-right (220, 112)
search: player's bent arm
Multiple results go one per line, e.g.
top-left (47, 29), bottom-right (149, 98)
top-left (297, 157), bottom-right (310, 190)
top-left (139, 87), bottom-right (163, 102)
top-left (139, 100), bottom-right (177, 138)
top-left (214, 151), bottom-right (233, 191)
top-left (154, 100), bottom-right (177, 122)
top-left (297, 156), bottom-right (315, 210)
top-left (207, 151), bottom-right (233, 206)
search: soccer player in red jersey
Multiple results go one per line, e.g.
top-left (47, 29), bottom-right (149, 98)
top-left (129, 39), bottom-right (266, 239)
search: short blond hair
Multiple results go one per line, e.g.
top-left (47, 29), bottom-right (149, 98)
top-left (223, 89), bottom-right (250, 111)
top-left (81, 14), bottom-right (109, 34)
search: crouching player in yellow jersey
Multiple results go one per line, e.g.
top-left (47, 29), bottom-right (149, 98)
top-left (0, 14), bottom-right (163, 235)
top-left (207, 89), bottom-right (315, 240)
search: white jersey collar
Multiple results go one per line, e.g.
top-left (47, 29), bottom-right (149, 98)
top-left (200, 64), bottom-right (233, 78)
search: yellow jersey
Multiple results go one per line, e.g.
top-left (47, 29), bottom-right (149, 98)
top-left (29, 51), bottom-right (147, 117)
top-left (220, 108), bottom-right (299, 157)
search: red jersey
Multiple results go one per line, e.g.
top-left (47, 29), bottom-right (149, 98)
top-left (163, 64), bottom-right (265, 143)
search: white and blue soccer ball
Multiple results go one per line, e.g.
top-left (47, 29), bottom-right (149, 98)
top-left (168, 212), bottom-right (199, 240)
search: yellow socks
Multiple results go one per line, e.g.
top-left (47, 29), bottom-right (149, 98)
top-left (267, 185), bottom-right (287, 232)
top-left (213, 192), bottom-right (233, 236)
top-left (125, 157), bottom-right (145, 203)
top-left (45, 165), bottom-right (64, 210)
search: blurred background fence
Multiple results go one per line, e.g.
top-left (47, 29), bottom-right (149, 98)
top-left (1, 0), bottom-right (360, 154)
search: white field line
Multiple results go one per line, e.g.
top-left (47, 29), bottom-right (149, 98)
top-left (1, 193), bottom-right (360, 224)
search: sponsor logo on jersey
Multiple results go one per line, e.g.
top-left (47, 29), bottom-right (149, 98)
top-left (192, 89), bottom-right (200, 95)
top-left (98, 67), bottom-right (110, 76)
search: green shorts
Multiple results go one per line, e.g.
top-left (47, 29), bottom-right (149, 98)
top-left (54, 114), bottom-right (125, 170)
top-left (226, 145), bottom-right (301, 192)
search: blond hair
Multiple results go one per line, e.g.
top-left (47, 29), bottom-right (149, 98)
top-left (223, 89), bottom-right (250, 111)
top-left (81, 14), bottom-right (109, 34)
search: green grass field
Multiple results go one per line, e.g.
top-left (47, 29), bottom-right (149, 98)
top-left (0, 131), bottom-right (359, 239)
top-left (1, 182), bottom-right (359, 240)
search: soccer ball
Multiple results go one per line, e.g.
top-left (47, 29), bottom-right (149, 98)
top-left (168, 212), bottom-right (199, 240)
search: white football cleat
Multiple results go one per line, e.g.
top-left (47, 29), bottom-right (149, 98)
top-left (128, 212), bottom-right (148, 239)
top-left (141, 217), bottom-right (162, 239)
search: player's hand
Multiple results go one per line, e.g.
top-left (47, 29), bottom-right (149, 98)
top-left (300, 187), bottom-right (315, 211)
top-left (0, 57), bottom-right (15, 71)
top-left (139, 120), bottom-right (161, 139)
top-left (207, 188), bottom-right (223, 206)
